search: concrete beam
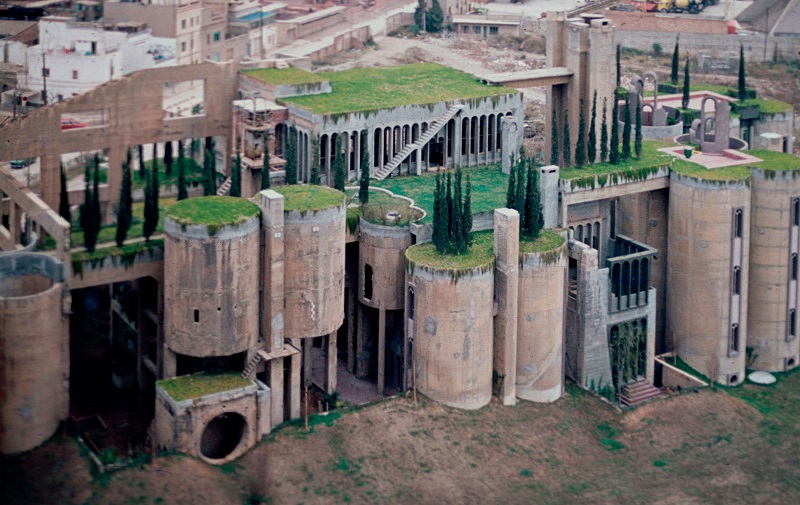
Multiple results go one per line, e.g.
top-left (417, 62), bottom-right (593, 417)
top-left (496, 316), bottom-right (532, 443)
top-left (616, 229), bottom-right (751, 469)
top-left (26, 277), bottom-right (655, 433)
top-left (493, 208), bottom-right (519, 406)
top-left (481, 67), bottom-right (573, 88)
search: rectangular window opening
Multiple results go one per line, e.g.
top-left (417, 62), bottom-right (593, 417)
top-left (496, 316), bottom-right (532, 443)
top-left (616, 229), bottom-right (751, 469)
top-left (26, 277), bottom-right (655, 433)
top-left (163, 79), bottom-right (205, 119)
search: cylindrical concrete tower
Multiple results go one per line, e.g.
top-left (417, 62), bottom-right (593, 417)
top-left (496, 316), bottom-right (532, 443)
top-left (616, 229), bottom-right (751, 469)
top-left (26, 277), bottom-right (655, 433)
top-left (0, 253), bottom-right (69, 454)
top-left (278, 186), bottom-right (346, 339)
top-left (358, 219), bottom-right (412, 310)
top-left (516, 237), bottom-right (567, 403)
top-left (748, 168), bottom-right (800, 372)
top-left (405, 243), bottom-right (494, 410)
top-left (164, 196), bottom-right (261, 358)
top-left (666, 172), bottom-right (749, 385)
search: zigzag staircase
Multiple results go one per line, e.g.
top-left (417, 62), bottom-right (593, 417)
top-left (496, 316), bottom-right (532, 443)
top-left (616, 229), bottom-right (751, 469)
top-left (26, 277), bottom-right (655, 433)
top-left (216, 176), bottom-right (232, 196)
top-left (242, 350), bottom-right (270, 379)
top-left (372, 103), bottom-right (464, 181)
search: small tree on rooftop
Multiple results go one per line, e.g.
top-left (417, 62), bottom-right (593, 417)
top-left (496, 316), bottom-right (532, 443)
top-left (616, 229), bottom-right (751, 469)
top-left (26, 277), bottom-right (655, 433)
top-left (230, 150), bottom-right (242, 197)
top-left (523, 166), bottom-right (543, 240)
top-left (137, 144), bottom-right (145, 181)
top-left (310, 135), bottom-right (321, 185)
top-left (622, 94), bottom-right (632, 161)
top-left (550, 108), bottom-right (559, 166)
top-left (671, 36), bottom-right (680, 85)
top-left (562, 109), bottom-right (571, 167)
top-left (164, 140), bottom-right (173, 178)
top-left (445, 171), bottom-right (453, 238)
top-left (514, 146), bottom-right (526, 213)
top-left (116, 149), bottom-right (133, 247)
top-left (432, 172), bottom-right (444, 251)
top-left (333, 134), bottom-right (345, 191)
top-left (616, 44), bottom-right (621, 88)
top-left (143, 153), bottom-right (159, 242)
top-left (452, 167), bottom-right (464, 251)
top-left (588, 90), bottom-right (597, 165)
top-left (261, 131), bottom-right (271, 190)
top-left (203, 137), bottom-right (216, 195)
top-left (91, 154), bottom-right (102, 233)
top-left (600, 98), bottom-right (609, 163)
top-left (426, 0), bottom-right (443, 33)
top-left (506, 153), bottom-right (517, 208)
top-left (463, 173), bottom-right (473, 248)
top-left (610, 95), bottom-right (620, 165)
top-left (358, 135), bottom-right (370, 205)
top-left (738, 43), bottom-right (747, 102)
top-left (432, 169), bottom-right (471, 254)
top-left (575, 98), bottom-right (587, 167)
top-left (682, 57), bottom-right (690, 110)
top-left (177, 140), bottom-right (188, 201)
top-left (634, 96), bottom-right (643, 159)
top-left (59, 163), bottom-right (70, 225)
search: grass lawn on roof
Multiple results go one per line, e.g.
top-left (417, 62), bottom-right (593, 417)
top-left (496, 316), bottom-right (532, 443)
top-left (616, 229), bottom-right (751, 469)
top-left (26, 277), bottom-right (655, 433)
top-left (159, 373), bottom-right (253, 402)
top-left (242, 67), bottom-right (324, 85)
top-left (275, 185), bottom-right (345, 212)
top-left (520, 229), bottom-right (564, 254)
top-left (559, 141), bottom-right (676, 180)
top-left (346, 187), bottom-right (424, 226)
top-left (281, 63), bottom-right (515, 115)
top-left (167, 196), bottom-right (260, 227)
top-left (406, 230), bottom-right (495, 270)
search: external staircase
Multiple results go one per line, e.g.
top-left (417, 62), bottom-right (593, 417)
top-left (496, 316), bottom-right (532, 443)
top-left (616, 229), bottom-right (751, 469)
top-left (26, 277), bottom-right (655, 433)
top-left (241, 350), bottom-right (270, 379)
top-left (620, 379), bottom-right (662, 407)
top-left (372, 103), bottom-right (464, 181)
top-left (216, 176), bottom-right (232, 196)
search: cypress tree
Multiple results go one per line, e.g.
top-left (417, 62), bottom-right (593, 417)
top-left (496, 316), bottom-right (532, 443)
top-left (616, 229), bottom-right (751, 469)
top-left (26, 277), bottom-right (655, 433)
top-left (610, 96), bottom-right (620, 165)
top-left (137, 144), bottom-right (144, 181)
top-left (116, 149), bottom-right (133, 247)
top-left (445, 171), bottom-right (453, 243)
top-left (230, 151), bottom-right (242, 197)
top-left (738, 44), bottom-right (747, 102)
top-left (177, 140), bottom-right (188, 201)
top-left (671, 37), bottom-right (680, 85)
top-left (143, 153), bottom-right (159, 242)
top-left (91, 154), bottom-right (102, 235)
top-left (310, 135), bottom-right (321, 185)
top-left (600, 98), bottom-right (609, 163)
top-left (285, 127), bottom-right (297, 185)
top-left (622, 95), bottom-right (632, 161)
top-left (588, 91), bottom-right (598, 165)
top-left (515, 147), bottom-right (526, 213)
top-left (152, 143), bottom-right (158, 179)
top-left (682, 57), bottom-right (690, 110)
top-left (563, 110), bottom-right (571, 168)
top-left (506, 155), bottom-right (517, 208)
top-left (164, 141), bottom-right (173, 178)
top-left (550, 108), bottom-right (559, 166)
top-left (203, 147), bottom-right (215, 195)
top-left (333, 134), bottom-right (345, 191)
top-left (358, 136), bottom-right (370, 205)
top-left (634, 96), bottom-right (643, 159)
top-left (261, 132), bottom-right (271, 190)
top-left (523, 165), bottom-right (534, 235)
top-left (432, 173), bottom-right (442, 252)
top-left (426, 0), bottom-right (444, 33)
top-left (463, 173), bottom-right (472, 248)
top-left (575, 98), bottom-right (587, 167)
top-left (452, 168), bottom-right (463, 251)
top-left (59, 163), bottom-right (70, 224)
top-left (616, 44), bottom-right (621, 88)
top-left (80, 161), bottom-right (91, 235)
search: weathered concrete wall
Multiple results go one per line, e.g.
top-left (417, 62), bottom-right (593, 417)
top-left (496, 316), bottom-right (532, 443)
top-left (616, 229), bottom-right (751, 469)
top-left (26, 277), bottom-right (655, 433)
top-left (516, 241), bottom-right (567, 403)
top-left (164, 216), bottom-right (260, 358)
top-left (408, 261), bottom-right (494, 410)
top-left (667, 173), bottom-right (749, 385)
top-left (0, 253), bottom-right (68, 454)
top-left (283, 203), bottom-right (346, 339)
top-left (358, 219), bottom-right (411, 311)
top-left (493, 209), bottom-right (519, 405)
top-left (748, 169), bottom-right (800, 372)
top-left (539, 165), bottom-right (560, 229)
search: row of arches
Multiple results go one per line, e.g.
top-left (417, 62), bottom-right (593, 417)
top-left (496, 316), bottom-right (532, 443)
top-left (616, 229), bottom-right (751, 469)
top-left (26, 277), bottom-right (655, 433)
top-left (609, 257), bottom-right (650, 312)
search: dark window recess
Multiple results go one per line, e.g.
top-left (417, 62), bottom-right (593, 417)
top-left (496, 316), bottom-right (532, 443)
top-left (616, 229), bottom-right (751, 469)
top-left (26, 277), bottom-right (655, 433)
top-left (733, 209), bottom-right (743, 239)
top-left (790, 310), bottom-right (796, 337)
top-left (194, 309), bottom-right (200, 322)
top-left (364, 264), bottom-right (373, 300)
top-left (732, 266), bottom-right (741, 295)
top-left (793, 254), bottom-right (798, 281)
top-left (408, 287), bottom-right (415, 320)
top-left (794, 198), bottom-right (800, 226)
top-left (731, 324), bottom-right (740, 353)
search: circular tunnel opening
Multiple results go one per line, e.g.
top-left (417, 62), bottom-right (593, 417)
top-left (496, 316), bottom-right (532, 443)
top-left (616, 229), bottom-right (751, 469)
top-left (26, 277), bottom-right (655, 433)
top-left (200, 412), bottom-right (246, 460)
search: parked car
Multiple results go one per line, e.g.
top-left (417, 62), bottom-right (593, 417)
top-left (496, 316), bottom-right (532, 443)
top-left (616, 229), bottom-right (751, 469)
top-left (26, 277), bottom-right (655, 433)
top-left (10, 159), bottom-right (32, 169)
top-left (61, 117), bottom-right (87, 130)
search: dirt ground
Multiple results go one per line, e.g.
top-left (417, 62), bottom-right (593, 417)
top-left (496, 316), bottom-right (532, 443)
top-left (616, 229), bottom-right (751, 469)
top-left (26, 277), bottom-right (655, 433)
top-left (3, 367), bottom-right (799, 505)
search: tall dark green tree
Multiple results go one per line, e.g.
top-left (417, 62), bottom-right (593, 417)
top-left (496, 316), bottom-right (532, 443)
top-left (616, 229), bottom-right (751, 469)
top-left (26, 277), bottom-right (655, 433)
top-left (230, 151), bottom-right (242, 197)
top-left (203, 139), bottom-right (216, 195)
top-left (610, 96), bottom-right (620, 165)
top-left (506, 155), bottom-right (517, 208)
top-left (463, 173), bottom-right (473, 247)
top-left (671, 37), bottom-right (680, 85)
top-left (91, 154), bottom-right (102, 234)
top-left (738, 44), bottom-right (747, 102)
top-left (432, 169), bottom-right (471, 254)
top-left (622, 94), bottom-right (632, 161)
top-left (682, 57), bottom-right (690, 110)
top-left (575, 98), bottom-right (587, 167)
top-left (164, 141), bottom-right (173, 178)
top-left (600, 98), bottom-right (609, 163)
top-left (285, 127), bottom-right (297, 185)
top-left (515, 147), bottom-right (526, 213)
top-left (432, 172), bottom-right (444, 252)
top-left (445, 171), bottom-right (453, 239)
top-left (177, 140), bottom-right (188, 201)
top-left (563, 110), bottom-right (571, 167)
top-left (143, 153), bottom-right (159, 242)
top-left (190, 138), bottom-right (199, 161)
top-left (426, 0), bottom-right (443, 33)
top-left (310, 135), bottom-right (321, 185)
top-left (359, 136), bottom-right (370, 205)
top-left (616, 44), bottom-right (621, 88)
top-left (333, 134), bottom-right (345, 191)
top-left (137, 144), bottom-right (144, 181)
top-left (80, 161), bottom-right (91, 236)
top-left (116, 149), bottom-right (133, 247)
top-left (588, 91), bottom-right (598, 165)
top-left (452, 168), bottom-right (463, 251)
top-left (414, 0), bottom-right (425, 30)
top-left (523, 167), bottom-right (542, 239)
top-left (261, 132), bottom-right (271, 190)
top-left (634, 97), bottom-right (643, 159)
top-left (59, 163), bottom-right (70, 224)
top-left (550, 108), bottom-right (559, 166)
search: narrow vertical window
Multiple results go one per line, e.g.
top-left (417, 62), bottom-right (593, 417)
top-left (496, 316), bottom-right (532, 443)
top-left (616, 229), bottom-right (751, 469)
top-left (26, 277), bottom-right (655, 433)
top-left (731, 324), bottom-right (740, 354)
top-left (194, 310), bottom-right (200, 323)
top-left (793, 254), bottom-right (798, 281)
top-left (732, 266), bottom-right (741, 295)
top-left (790, 310), bottom-right (797, 338)
top-left (609, 200), bottom-right (617, 240)
top-left (734, 209), bottom-right (743, 238)
top-left (793, 198), bottom-right (800, 226)
top-left (364, 264), bottom-right (373, 301)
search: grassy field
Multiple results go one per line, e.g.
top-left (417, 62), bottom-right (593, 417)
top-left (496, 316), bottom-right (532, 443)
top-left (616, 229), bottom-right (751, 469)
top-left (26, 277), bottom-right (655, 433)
top-left (166, 196), bottom-right (260, 228)
top-left (406, 230), bottom-right (495, 270)
top-left (159, 373), bottom-right (253, 402)
top-left (4, 368), bottom-right (800, 504)
top-left (275, 185), bottom-right (345, 212)
top-left (241, 67), bottom-right (325, 86)
top-left (281, 63), bottom-right (515, 115)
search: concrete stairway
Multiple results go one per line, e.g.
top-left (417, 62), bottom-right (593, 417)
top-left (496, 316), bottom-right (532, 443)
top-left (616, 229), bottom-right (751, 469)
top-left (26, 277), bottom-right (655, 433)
top-left (372, 103), bottom-right (464, 181)
top-left (241, 350), bottom-right (269, 379)
top-left (216, 176), bottom-right (232, 196)
top-left (620, 379), bottom-right (662, 407)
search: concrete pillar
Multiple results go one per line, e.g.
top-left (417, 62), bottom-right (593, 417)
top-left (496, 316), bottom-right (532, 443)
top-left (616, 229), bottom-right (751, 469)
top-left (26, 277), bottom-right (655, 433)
top-left (377, 129), bottom-right (384, 172)
top-left (9, 203), bottom-right (21, 244)
top-left (453, 118), bottom-right (462, 167)
top-left (347, 288), bottom-right (356, 374)
top-left (539, 166), bottom-right (560, 229)
top-left (501, 117), bottom-right (518, 174)
top-left (302, 338), bottom-right (312, 388)
top-left (156, 279), bottom-right (164, 376)
top-left (356, 302), bottom-right (368, 377)
top-left (269, 358), bottom-right (285, 427)
top-left (163, 348), bottom-right (176, 378)
top-left (482, 116), bottom-right (489, 163)
top-left (325, 331), bottom-right (337, 394)
top-left (40, 154), bottom-right (60, 213)
top-left (259, 190), bottom-right (285, 353)
top-left (289, 340), bottom-right (301, 420)
top-left (493, 208), bottom-right (519, 405)
top-left (377, 306), bottom-right (386, 395)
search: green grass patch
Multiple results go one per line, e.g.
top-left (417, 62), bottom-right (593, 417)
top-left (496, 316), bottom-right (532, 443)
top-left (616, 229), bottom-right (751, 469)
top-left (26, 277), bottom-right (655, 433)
top-left (596, 422), bottom-right (626, 452)
top-left (275, 185), bottom-right (345, 212)
top-left (71, 238), bottom-right (164, 274)
top-left (166, 196), bottom-right (259, 229)
top-left (405, 230), bottom-right (494, 270)
top-left (281, 63), bottom-right (515, 115)
top-left (137, 158), bottom-right (204, 189)
top-left (345, 188), bottom-right (423, 227)
top-left (669, 149), bottom-right (800, 182)
top-left (158, 373), bottom-right (253, 402)
top-left (747, 150), bottom-right (800, 171)
top-left (519, 229), bottom-right (564, 254)
top-left (373, 165), bottom-right (508, 223)
top-left (242, 67), bottom-right (325, 86)
top-left (741, 98), bottom-right (792, 115)
top-left (560, 141), bottom-right (674, 181)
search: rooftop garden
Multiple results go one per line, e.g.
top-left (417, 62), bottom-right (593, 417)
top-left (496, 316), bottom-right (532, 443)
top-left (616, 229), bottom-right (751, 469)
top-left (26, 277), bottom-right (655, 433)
top-left (559, 141), bottom-right (678, 188)
top-left (346, 187), bottom-right (424, 229)
top-left (158, 373), bottom-right (253, 402)
top-left (241, 67), bottom-right (325, 86)
top-left (373, 165), bottom-right (508, 223)
top-left (670, 150), bottom-right (800, 182)
top-left (406, 229), bottom-right (494, 271)
top-left (166, 196), bottom-right (260, 229)
top-left (739, 97), bottom-right (793, 115)
top-left (281, 63), bottom-right (515, 115)
top-left (520, 229), bottom-right (564, 254)
top-left (275, 185), bottom-right (345, 212)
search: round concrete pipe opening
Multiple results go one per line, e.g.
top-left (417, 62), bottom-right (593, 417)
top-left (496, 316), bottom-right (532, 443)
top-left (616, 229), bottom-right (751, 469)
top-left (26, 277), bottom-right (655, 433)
top-left (199, 413), bottom-right (246, 461)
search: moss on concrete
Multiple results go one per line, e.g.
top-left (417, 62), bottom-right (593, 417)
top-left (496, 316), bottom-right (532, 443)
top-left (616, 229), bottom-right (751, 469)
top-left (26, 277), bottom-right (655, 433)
top-left (519, 229), bottom-right (564, 254)
top-left (405, 230), bottom-right (495, 274)
top-left (275, 185), bottom-right (345, 212)
top-left (159, 373), bottom-right (253, 402)
top-left (166, 196), bottom-right (260, 230)
top-left (242, 67), bottom-right (324, 85)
